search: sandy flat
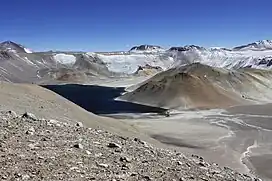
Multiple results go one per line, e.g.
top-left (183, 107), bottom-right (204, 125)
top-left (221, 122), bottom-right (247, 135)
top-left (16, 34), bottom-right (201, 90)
top-left (132, 114), bottom-right (251, 174)
top-left (227, 103), bottom-right (272, 116)
top-left (126, 104), bottom-right (272, 180)
top-left (227, 104), bottom-right (272, 180)
top-left (248, 154), bottom-right (272, 180)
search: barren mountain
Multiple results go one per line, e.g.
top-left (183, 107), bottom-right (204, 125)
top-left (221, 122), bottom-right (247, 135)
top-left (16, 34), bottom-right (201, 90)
top-left (120, 63), bottom-right (272, 110)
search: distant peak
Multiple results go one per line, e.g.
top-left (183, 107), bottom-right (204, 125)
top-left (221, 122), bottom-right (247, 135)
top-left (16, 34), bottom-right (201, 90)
top-left (256, 40), bottom-right (272, 44)
top-left (169, 45), bottom-right (205, 51)
top-left (129, 44), bottom-right (164, 52)
top-left (184, 45), bottom-right (205, 50)
top-left (1, 41), bottom-right (18, 45)
top-left (233, 40), bottom-right (272, 51)
top-left (0, 41), bottom-right (32, 53)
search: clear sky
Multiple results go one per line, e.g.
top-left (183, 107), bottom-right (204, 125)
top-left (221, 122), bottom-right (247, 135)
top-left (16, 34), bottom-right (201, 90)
top-left (0, 0), bottom-right (271, 51)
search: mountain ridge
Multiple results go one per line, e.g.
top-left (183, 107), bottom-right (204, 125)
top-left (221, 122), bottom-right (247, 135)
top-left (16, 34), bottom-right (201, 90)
top-left (2, 39), bottom-right (272, 53)
top-left (0, 39), bottom-right (272, 83)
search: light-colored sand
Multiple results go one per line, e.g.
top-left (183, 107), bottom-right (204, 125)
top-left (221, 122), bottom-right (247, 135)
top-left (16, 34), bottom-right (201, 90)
top-left (131, 114), bottom-right (251, 174)
top-left (126, 105), bottom-right (272, 180)
top-left (248, 154), bottom-right (272, 180)
top-left (228, 103), bottom-right (272, 116)
top-left (227, 105), bottom-right (272, 180)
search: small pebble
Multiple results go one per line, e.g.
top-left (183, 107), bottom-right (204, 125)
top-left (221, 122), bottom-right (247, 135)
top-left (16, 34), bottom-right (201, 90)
top-left (76, 122), bottom-right (84, 127)
top-left (22, 112), bottom-right (37, 120)
top-left (97, 163), bottom-right (109, 168)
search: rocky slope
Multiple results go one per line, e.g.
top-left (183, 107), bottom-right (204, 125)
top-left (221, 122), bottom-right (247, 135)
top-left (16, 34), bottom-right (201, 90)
top-left (0, 111), bottom-right (259, 181)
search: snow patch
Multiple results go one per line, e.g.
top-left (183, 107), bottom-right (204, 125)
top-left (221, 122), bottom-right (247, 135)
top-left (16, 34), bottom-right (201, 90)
top-left (53, 54), bottom-right (76, 65)
top-left (24, 48), bottom-right (32, 53)
top-left (23, 57), bottom-right (38, 67)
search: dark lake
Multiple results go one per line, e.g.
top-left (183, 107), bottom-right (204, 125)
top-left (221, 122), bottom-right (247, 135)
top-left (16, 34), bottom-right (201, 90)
top-left (42, 84), bottom-right (166, 115)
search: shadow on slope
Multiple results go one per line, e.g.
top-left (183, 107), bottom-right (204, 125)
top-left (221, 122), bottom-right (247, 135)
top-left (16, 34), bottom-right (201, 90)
top-left (42, 84), bottom-right (166, 115)
top-left (151, 134), bottom-right (204, 149)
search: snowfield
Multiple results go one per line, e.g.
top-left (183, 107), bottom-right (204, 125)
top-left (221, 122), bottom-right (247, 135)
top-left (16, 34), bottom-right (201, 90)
top-left (53, 54), bottom-right (76, 65)
top-left (87, 52), bottom-right (175, 74)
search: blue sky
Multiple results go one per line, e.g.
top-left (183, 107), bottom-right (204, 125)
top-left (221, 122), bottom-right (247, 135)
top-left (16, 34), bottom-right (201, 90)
top-left (0, 0), bottom-right (271, 51)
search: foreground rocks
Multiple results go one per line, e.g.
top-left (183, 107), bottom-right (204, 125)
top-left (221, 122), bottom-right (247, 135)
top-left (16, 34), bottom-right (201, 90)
top-left (0, 111), bottom-right (259, 181)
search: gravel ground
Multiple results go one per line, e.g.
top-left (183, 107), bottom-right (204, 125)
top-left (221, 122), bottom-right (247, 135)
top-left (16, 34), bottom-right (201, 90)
top-left (0, 111), bottom-right (260, 181)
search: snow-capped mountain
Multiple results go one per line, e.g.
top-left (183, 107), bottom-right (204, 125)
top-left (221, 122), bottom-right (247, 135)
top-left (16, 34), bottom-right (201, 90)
top-left (233, 40), bottom-right (272, 51)
top-left (0, 41), bottom-right (32, 53)
top-left (0, 40), bottom-right (119, 83)
top-left (129, 45), bottom-right (165, 53)
top-left (171, 46), bottom-right (272, 69)
top-left (0, 39), bottom-right (272, 83)
top-left (167, 40), bottom-right (272, 69)
top-left (169, 45), bottom-right (205, 52)
top-left (0, 51), bottom-right (118, 83)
